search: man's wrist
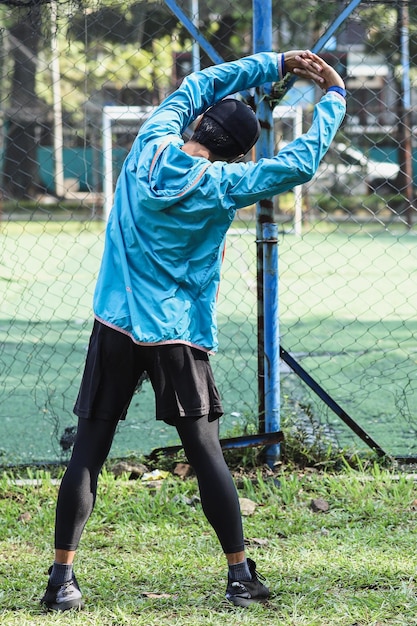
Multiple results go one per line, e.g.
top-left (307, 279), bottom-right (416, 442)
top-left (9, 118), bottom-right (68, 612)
top-left (327, 85), bottom-right (346, 98)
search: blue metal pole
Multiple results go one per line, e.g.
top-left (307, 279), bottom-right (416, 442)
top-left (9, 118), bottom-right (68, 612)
top-left (312, 0), bottom-right (363, 53)
top-left (262, 222), bottom-right (280, 466)
top-left (275, 0), bottom-right (363, 98)
top-left (400, 0), bottom-right (411, 111)
top-left (253, 0), bottom-right (364, 466)
top-left (253, 0), bottom-right (280, 467)
top-left (164, 0), bottom-right (224, 65)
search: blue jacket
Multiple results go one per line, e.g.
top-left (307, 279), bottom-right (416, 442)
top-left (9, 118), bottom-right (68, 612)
top-left (94, 52), bottom-right (346, 352)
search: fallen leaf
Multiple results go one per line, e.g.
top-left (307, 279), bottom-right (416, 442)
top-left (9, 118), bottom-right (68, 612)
top-left (172, 494), bottom-right (201, 506)
top-left (310, 498), bottom-right (329, 513)
top-left (247, 537), bottom-right (269, 546)
top-left (112, 461), bottom-right (148, 479)
top-left (142, 470), bottom-right (170, 481)
top-left (141, 592), bottom-right (174, 599)
top-left (174, 463), bottom-right (193, 479)
top-left (239, 497), bottom-right (257, 516)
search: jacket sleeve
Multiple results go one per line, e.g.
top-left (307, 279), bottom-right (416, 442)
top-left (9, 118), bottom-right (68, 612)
top-left (214, 91), bottom-right (346, 209)
top-left (136, 52), bottom-right (284, 147)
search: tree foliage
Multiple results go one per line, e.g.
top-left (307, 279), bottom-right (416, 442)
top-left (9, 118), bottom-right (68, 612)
top-left (2, 0), bottom-right (417, 199)
top-left (360, 2), bottom-right (417, 62)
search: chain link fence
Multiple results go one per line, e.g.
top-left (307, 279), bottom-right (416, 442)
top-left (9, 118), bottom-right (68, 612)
top-left (0, 0), bottom-right (416, 465)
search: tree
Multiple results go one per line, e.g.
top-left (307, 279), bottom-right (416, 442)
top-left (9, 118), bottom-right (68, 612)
top-left (2, 2), bottom-right (46, 198)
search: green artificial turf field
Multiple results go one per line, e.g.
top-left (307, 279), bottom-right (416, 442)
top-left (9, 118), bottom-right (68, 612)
top-left (1, 220), bottom-right (416, 464)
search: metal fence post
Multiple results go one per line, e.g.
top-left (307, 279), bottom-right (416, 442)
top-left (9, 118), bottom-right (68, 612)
top-left (262, 222), bottom-right (281, 466)
top-left (253, 0), bottom-right (280, 466)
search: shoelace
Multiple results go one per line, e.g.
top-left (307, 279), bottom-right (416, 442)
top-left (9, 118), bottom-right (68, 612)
top-left (57, 579), bottom-right (77, 594)
top-left (249, 565), bottom-right (267, 583)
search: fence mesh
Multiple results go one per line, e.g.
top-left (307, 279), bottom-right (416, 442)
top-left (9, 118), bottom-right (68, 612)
top-left (0, 0), bottom-right (416, 465)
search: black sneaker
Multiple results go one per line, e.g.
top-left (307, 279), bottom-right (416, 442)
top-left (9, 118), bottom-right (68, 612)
top-left (40, 567), bottom-right (84, 612)
top-left (225, 558), bottom-right (270, 607)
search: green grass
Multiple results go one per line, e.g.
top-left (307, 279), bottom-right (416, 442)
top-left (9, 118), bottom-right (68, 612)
top-left (1, 462), bottom-right (417, 624)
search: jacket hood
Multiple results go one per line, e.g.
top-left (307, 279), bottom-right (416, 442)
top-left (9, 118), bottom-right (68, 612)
top-left (137, 139), bottom-right (211, 210)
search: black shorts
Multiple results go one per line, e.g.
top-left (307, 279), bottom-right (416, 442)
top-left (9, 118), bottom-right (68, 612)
top-left (74, 320), bottom-right (224, 425)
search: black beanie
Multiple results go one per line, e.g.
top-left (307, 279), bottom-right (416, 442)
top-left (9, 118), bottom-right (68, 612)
top-left (203, 98), bottom-right (261, 157)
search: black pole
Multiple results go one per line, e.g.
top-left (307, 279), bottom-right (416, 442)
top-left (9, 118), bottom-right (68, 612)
top-left (280, 346), bottom-right (388, 457)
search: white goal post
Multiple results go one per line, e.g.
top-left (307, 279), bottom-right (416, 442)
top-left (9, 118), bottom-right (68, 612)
top-left (272, 105), bottom-right (304, 235)
top-left (102, 105), bottom-right (154, 221)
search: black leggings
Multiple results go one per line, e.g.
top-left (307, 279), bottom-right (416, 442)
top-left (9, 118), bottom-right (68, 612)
top-left (55, 417), bottom-right (244, 554)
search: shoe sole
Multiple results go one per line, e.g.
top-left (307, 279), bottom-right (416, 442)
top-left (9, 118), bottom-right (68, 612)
top-left (226, 595), bottom-right (269, 608)
top-left (41, 599), bottom-right (85, 612)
